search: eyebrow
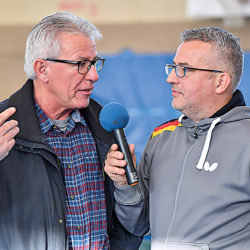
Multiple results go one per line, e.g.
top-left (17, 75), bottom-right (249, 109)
top-left (78, 56), bottom-right (98, 61)
top-left (173, 61), bottom-right (191, 67)
top-left (78, 57), bottom-right (90, 61)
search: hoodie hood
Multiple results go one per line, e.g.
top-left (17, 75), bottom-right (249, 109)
top-left (179, 90), bottom-right (250, 172)
top-left (180, 105), bottom-right (250, 136)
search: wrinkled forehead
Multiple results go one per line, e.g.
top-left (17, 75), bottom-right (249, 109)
top-left (57, 32), bottom-right (97, 59)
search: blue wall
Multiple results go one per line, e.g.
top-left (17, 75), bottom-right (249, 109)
top-left (92, 50), bottom-right (250, 160)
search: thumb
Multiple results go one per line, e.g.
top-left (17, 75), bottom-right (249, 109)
top-left (129, 143), bottom-right (136, 167)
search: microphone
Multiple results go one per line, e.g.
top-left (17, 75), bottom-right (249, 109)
top-left (99, 102), bottom-right (138, 185)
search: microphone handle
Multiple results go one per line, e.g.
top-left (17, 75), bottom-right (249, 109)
top-left (114, 129), bottom-right (138, 185)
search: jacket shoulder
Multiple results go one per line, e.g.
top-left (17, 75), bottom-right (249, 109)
top-left (81, 99), bottom-right (116, 145)
top-left (151, 118), bottom-right (182, 138)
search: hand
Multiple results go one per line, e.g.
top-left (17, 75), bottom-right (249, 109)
top-left (104, 143), bottom-right (136, 186)
top-left (0, 107), bottom-right (19, 161)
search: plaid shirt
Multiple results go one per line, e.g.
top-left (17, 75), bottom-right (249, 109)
top-left (35, 103), bottom-right (109, 250)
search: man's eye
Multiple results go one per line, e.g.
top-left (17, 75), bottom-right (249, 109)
top-left (179, 66), bottom-right (186, 72)
top-left (185, 67), bottom-right (193, 72)
top-left (79, 61), bottom-right (88, 68)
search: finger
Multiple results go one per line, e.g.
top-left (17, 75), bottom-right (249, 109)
top-left (0, 139), bottom-right (16, 161)
top-left (110, 143), bottom-right (119, 151)
top-left (106, 144), bottom-right (125, 162)
top-left (3, 126), bottom-right (20, 141)
top-left (109, 150), bottom-right (126, 161)
top-left (109, 173), bottom-right (127, 186)
top-left (129, 143), bottom-right (137, 167)
top-left (0, 107), bottom-right (16, 126)
top-left (129, 143), bottom-right (135, 155)
top-left (105, 164), bottom-right (128, 185)
top-left (0, 120), bottom-right (19, 136)
top-left (106, 152), bottom-right (127, 168)
top-left (4, 138), bottom-right (16, 151)
top-left (105, 164), bottom-right (126, 175)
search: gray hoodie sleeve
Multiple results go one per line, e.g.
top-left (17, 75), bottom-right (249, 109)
top-left (114, 137), bottom-right (154, 236)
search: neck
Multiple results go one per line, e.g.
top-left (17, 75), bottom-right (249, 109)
top-left (33, 80), bottom-right (72, 120)
top-left (188, 94), bottom-right (234, 124)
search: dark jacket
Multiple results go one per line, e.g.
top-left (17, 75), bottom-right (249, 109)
top-left (0, 79), bottom-right (142, 250)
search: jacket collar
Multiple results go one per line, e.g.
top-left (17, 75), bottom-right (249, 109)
top-left (8, 79), bottom-right (43, 143)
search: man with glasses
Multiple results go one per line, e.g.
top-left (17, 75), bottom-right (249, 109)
top-left (0, 12), bottom-right (142, 250)
top-left (105, 27), bottom-right (250, 249)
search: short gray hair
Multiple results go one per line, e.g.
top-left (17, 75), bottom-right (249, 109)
top-left (24, 11), bottom-right (102, 79)
top-left (181, 27), bottom-right (243, 91)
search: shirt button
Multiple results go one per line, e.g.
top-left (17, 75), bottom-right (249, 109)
top-left (76, 226), bottom-right (81, 230)
top-left (70, 195), bottom-right (75, 200)
top-left (58, 219), bottom-right (63, 224)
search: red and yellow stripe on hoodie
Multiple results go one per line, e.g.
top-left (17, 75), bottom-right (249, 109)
top-left (152, 119), bottom-right (182, 138)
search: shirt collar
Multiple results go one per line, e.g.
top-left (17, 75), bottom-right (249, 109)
top-left (35, 100), bottom-right (87, 134)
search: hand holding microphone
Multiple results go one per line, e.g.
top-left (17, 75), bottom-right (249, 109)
top-left (100, 102), bottom-right (139, 185)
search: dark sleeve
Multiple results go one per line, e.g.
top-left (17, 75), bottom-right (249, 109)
top-left (110, 214), bottom-right (143, 250)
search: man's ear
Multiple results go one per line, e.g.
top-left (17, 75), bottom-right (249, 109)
top-left (33, 59), bottom-right (49, 82)
top-left (215, 72), bottom-right (232, 94)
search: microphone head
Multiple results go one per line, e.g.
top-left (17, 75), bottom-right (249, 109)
top-left (99, 102), bottom-right (129, 132)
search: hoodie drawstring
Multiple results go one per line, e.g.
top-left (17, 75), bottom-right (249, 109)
top-left (178, 114), bottom-right (185, 123)
top-left (196, 117), bottom-right (221, 170)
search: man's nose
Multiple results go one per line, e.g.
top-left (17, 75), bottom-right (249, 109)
top-left (166, 69), bottom-right (177, 84)
top-left (86, 65), bottom-right (99, 82)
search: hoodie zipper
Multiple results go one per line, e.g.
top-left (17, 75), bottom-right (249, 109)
top-left (193, 126), bottom-right (198, 139)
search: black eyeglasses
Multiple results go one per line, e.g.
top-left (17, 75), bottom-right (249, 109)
top-left (165, 64), bottom-right (224, 78)
top-left (43, 56), bottom-right (105, 74)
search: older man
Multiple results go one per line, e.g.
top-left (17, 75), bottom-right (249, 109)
top-left (0, 11), bottom-right (142, 250)
top-left (105, 27), bottom-right (250, 249)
